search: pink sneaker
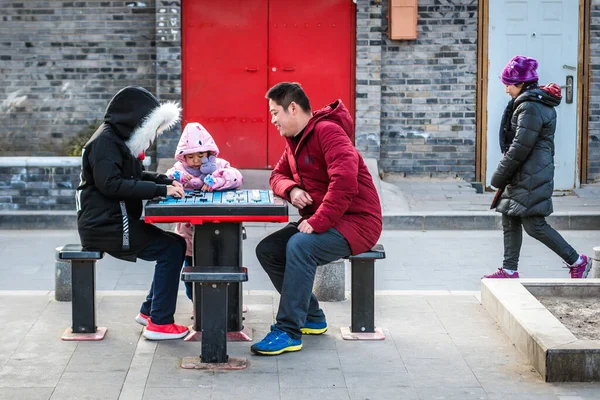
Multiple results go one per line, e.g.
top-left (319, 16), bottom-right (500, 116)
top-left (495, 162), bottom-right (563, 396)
top-left (482, 268), bottom-right (520, 279)
top-left (143, 321), bottom-right (189, 340)
top-left (135, 313), bottom-right (150, 326)
top-left (566, 255), bottom-right (591, 279)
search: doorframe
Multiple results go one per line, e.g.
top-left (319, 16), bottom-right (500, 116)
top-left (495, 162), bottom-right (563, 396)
top-left (578, 0), bottom-right (591, 184)
top-left (475, 0), bottom-right (591, 187)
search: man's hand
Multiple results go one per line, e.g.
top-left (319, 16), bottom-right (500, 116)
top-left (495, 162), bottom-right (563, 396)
top-left (166, 185), bottom-right (185, 198)
top-left (298, 220), bottom-right (314, 234)
top-left (172, 180), bottom-right (184, 188)
top-left (290, 187), bottom-right (313, 209)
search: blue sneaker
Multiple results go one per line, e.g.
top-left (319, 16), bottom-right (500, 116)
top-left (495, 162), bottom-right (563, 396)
top-left (250, 327), bottom-right (302, 356)
top-left (301, 320), bottom-right (327, 335)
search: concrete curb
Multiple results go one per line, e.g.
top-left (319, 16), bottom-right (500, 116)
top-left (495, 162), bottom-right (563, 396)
top-left (2, 211), bottom-right (600, 230)
top-left (481, 278), bottom-right (600, 382)
top-left (383, 211), bottom-right (600, 230)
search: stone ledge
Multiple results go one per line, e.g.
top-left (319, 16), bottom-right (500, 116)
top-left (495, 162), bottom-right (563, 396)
top-left (481, 278), bottom-right (600, 382)
top-left (383, 212), bottom-right (600, 230)
top-left (2, 211), bottom-right (600, 230)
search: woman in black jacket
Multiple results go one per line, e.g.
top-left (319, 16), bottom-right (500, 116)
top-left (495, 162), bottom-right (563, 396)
top-left (76, 86), bottom-right (189, 339)
top-left (484, 56), bottom-right (590, 279)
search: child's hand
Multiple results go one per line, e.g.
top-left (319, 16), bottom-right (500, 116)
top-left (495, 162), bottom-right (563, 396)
top-left (201, 183), bottom-right (211, 192)
top-left (181, 173), bottom-right (193, 183)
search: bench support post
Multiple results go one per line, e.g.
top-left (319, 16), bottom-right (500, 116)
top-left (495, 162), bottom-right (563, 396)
top-left (200, 283), bottom-right (229, 364)
top-left (192, 223), bottom-right (244, 334)
top-left (351, 259), bottom-right (375, 333)
top-left (71, 259), bottom-right (97, 334)
top-left (341, 244), bottom-right (386, 341)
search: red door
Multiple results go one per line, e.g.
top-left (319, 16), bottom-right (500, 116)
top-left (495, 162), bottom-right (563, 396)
top-left (267, 1), bottom-right (355, 167)
top-left (182, 1), bottom-right (268, 169)
top-left (182, 0), bottom-right (354, 169)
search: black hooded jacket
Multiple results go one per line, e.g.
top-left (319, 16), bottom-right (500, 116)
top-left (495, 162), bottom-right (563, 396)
top-left (491, 84), bottom-right (562, 217)
top-left (76, 86), bottom-right (178, 260)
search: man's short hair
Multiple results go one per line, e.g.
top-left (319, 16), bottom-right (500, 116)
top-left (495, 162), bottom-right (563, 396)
top-left (266, 82), bottom-right (311, 112)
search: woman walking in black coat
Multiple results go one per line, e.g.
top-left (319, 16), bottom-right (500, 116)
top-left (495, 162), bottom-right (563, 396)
top-left (483, 56), bottom-right (591, 279)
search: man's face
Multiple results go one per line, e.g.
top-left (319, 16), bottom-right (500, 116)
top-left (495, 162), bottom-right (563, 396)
top-left (269, 99), bottom-right (298, 138)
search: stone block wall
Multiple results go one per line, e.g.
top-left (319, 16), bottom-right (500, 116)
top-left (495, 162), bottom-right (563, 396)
top-left (0, 1), bottom-right (158, 157)
top-left (356, 0), bottom-right (478, 180)
top-left (154, 0), bottom-right (182, 160)
top-left (0, 158), bottom-right (80, 210)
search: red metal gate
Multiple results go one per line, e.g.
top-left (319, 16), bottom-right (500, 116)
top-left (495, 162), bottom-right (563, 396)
top-left (182, 0), bottom-right (355, 169)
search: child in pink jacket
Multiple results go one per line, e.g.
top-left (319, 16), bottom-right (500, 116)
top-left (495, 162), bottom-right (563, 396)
top-left (166, 122), bottom-right (243, 299)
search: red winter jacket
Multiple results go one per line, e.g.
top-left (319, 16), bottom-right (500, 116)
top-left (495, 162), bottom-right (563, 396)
top-left (270, 99), bottom-right (382, 255)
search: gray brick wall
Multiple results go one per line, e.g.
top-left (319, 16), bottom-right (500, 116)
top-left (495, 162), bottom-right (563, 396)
top-left (1, 0), bottom-right (597, 184)
top-left (0, 163), bottom-right (79, 210)
top-left (589, 0), bottom-right (600, 182)
top-left (355, 0), bottom-right (383, 161)
top-left (359, 0), bottom-right (478, 180)
top-left (0, 1), bottom-right (158, 157)
top-left (155, 0), bottom-right (182, 161)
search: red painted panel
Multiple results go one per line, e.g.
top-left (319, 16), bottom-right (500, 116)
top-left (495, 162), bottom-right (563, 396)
top-left (182, 1), bottom-right (268, 168)
top-left (267, 0), bottom-right (355, 168)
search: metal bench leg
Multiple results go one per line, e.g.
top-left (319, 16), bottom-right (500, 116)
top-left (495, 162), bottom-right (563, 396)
top-left (71, 259), bottom-right (97, 333)
top-left (341, 259), bottom-right (385, 340)
top-left (62, 259), bottom-right (106, 341)
top-left (200, 283), bottom-right (229, 363)
top-left (181, 282), bottom-right (247, 370)
top-left (351, 259), bottom-right (375, 333)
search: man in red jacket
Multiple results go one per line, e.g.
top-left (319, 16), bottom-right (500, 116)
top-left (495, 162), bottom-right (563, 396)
top-left (251, 82), bottom-right (382, 356)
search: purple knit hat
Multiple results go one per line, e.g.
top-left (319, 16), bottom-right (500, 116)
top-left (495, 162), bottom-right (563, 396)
top-left (501, 55), bottom-right (539, 85)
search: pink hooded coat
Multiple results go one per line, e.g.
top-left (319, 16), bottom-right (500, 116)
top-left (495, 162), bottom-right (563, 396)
top-left (166, 122), bottom-right (243, 256)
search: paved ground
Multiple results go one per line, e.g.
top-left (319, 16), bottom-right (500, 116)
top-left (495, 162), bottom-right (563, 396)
top-left (1, 228), bottom-right (598, 292)
top-left (381, 176), bottom-right (600, 213)
top-left (3, 290), bottom-right (600, 400)
top-left (1, 172), bottom-right (600, 398)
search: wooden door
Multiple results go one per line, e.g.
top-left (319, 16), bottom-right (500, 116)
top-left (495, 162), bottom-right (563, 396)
top-left (182, 0), bottom-right (354, 169)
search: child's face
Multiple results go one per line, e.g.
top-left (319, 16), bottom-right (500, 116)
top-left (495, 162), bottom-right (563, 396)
top-left (184, 152), bottom-right (209, 169)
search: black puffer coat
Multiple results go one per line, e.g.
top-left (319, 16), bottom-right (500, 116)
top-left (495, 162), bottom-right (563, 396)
top-left (76, 86), bottom-right (180, 260)
top-left (491, 84), bottom-right (562, 217)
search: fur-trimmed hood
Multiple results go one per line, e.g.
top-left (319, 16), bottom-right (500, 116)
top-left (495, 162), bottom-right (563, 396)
top-left (174, 122), bottom-right (220, 163)
top-left (104, 86), bottom-right (180, 157)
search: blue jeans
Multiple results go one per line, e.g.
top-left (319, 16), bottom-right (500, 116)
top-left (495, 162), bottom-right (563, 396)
top-left (255, 223), bottom-right (352, 339)
top-left (138, 231), bottom-right (186, 325)
top-left (184, 256), bottom-right (193, 300)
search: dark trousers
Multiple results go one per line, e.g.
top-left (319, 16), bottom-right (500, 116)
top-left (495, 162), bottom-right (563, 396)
top-left (184, 256), bottom-right (193, 300)
top-left (138, 231), bottom-right (187, 325)
top-left (255, 223), bottom-right (352, 340)
top-left (502, 214), bottom-right (579, 270)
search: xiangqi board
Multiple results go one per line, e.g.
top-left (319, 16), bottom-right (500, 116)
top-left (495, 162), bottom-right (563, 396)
top-left (144, 189), bottom-right (288, 223)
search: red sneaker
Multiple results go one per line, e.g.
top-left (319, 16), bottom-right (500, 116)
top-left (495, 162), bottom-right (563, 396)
top-left (482, 268), bottom-right (520, 279)
top-left (143, 321), bottom-right (189, 340)
top-left (135, 313), bottom-right (150, 326)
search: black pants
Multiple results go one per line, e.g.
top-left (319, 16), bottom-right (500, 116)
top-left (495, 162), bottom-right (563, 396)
top-left (502, 214), bottom-right (579, 270)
